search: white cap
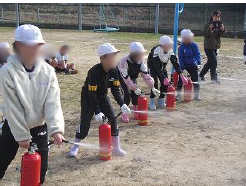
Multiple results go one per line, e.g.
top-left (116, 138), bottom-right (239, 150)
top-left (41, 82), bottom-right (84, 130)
top-left (0, 42), bottom-right (10, 49)
top-left (98, 43), bottom-right (120, 57)
top-left (159, 35), bottom-right (174, 46)
top-left (14, 24), bottom-right (45, 45)
top-left (130, 42), bottom-right (147, 53)
top-left (181, 29), bottom-right (194, 38)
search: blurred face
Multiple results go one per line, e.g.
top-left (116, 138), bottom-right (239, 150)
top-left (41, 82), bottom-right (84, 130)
top-left (182, 36), bottom-right (193, 45)
top-left (0, 48), bottom-right (11, 59)
top-left (15, 42), bottom-right (43, 66)
top-left (130, 52), bottom-right (145, 63)
top-left (60, 47), bottom-right (69, 55)
top-left (161, 44), bottom-right (173, 53)
top-left (212, 14), bottom-right (221, 22)
top-left (101, 53), bottom-right (118, 70)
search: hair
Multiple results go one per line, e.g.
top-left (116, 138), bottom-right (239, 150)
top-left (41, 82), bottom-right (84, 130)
top-left (210, 11), bottom-right (222, 22)
top-left (12, 42), bottom-right (18, 53)
top-left (61, 45), bottom-right (70, 50)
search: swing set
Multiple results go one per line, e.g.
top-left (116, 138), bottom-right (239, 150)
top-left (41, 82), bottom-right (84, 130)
top-left (94, 4), bottom-right (120, 32)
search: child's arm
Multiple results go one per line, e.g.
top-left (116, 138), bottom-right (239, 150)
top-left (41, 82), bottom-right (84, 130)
top-left (194, 43), bottom-right (201, 65)
top-left (118, 58), bottom-right (138, 91)
top-left (170, 54), bottom-right (182, 74)
top-left (178, 46), bottom-right (185, 70)
top-left (1, 68), bottom-right (32, 141)
top-left (140, 62), bottom-right (154, 88)
top-left (44, 70), bottom-right (65, 137)
top-left (110, 70), bottom-right (124, 107)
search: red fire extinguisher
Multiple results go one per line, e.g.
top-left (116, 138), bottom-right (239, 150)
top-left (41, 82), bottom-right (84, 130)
top-left (184, 78), bottom-right (193, 102)
top-left (172, 72), bottom-right (179, 89)
top-left (138, 96), bottom-right (148, 126)
top-left (99, 120), bottom-right (111, 161)
top-left (166, 84), bottom-right (176, 110)
top-left (21, 143), bottom-right (41, 186)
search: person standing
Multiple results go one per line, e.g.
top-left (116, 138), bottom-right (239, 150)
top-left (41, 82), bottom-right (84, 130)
top-left (199, 11), bottom-right (225, 83)
top-left (0, 24), bottom-right (65, 184)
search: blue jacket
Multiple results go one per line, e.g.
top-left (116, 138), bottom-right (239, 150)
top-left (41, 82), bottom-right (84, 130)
top-left (178, 42), bottom-right (201, 70)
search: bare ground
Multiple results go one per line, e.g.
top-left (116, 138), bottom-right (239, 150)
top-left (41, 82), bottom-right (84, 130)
top-left (0, 28), bottom-right (246, 186)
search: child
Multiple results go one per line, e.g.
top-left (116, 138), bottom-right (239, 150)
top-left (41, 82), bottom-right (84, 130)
top-left (0, 42), bottom-right (11, 67)
top-left (177, 29), bottom-right (201, 101)
top-left (147, 35), bottom-right (188, 110)
top-left (0, 24), bottom-right (65, 184)
top-left (69, 43), bottom-right (131, 158)
top-left (42, 43), bottom-right (58, 68)
top-left (56, 45), bottom-right (78, 74)
top-left (118, 42), bottom-right (159, 122)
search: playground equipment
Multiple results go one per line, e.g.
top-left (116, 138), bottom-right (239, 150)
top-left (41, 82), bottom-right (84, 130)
top-left (171, 3), bottom-right (184, 75)
top-left (94, 4), bottom-right (120, 32)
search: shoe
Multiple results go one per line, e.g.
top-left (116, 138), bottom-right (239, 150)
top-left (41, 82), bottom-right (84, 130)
top-left (149, 98), bottom-right (156, 110)
top-left (121, 113), bottom-right (129, 123)
top-left (71, 69), bottom-right (78, 74)
top-left (211, 79), bottom-right (220, 84)
top-left (158, 98), bottom-right (166, 109)
top-left (194, 95), bottom-right (202, 101)
top-left (68, 138), bottom-right (81, 158)
top-left (133, 105), bottom-right (138, 120)
top-left (199, 75), bottom-right (205, 81)
top-left (111, 136), bottom-right (126, 157)
top-left (65, 69), bottom-right (70, 74)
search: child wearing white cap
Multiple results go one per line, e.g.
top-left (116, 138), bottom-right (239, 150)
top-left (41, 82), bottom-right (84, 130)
top-left (177, 29), bottom-right (201, 101)
top-left (147, 35), bottom-right (188, 110)
top-left (69, 43), bottom-right (131, 158)
top-left (0, 24), bottom-right (65, 184)
top-left (118, 42), bottom-right (159, 122)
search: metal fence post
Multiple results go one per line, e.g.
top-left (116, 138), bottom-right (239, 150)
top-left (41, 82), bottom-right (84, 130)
top-left (78, 3), bottom-right (82, 30)
top-left (123, 4), bottom-right (126, 27)
top-left (234, 3), bottom-right (239, 38)
top-left (155, 3), bottom-right (159, 34)
top-left (1, 6), bottom-right (3, 22)
top-left (204, 3), bottom-right (208, 24)
top-left (57, 5), bottom-right (60, 23)
top-left (244, 4), bottom-right (246, 31)
top-left (37, 5), bottom-right (40, 23)
top-left (148, 6), bottom-right (151, 29)
top-left (15, 3), bottom-right (19, 27)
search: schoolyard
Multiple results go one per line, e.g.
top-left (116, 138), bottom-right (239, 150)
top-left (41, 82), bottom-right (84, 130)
top-left (0, 27), bottom-right (246, 186)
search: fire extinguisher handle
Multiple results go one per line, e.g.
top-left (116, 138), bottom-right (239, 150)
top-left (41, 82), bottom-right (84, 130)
top-left (48, 139), bottom-right (69, 146)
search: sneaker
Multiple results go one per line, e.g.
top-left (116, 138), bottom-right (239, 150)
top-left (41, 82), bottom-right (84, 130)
top-left (70, 69), bottom-right (78, 74)
top-left (199, 75), bottom-right (205, 81)
top-left (194, 96), bottom-right (202, 101)
top-left (211, 79), bottom-right (220, 84)
top-left (65, 69), bottom-right (70, 74)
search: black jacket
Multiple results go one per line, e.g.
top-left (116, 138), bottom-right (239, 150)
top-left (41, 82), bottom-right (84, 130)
top-left (83, 63), bottom-right (124, 114)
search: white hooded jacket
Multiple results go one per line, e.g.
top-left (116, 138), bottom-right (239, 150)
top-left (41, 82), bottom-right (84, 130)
top-left (0, 55), bottom-right (64, 141)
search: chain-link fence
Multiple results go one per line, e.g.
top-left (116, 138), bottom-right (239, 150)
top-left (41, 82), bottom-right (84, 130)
top-left (0, 3), bottom-right (245, 37)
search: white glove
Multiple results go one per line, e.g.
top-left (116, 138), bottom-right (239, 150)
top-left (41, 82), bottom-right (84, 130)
top-left (151, 88), bottom-right (160, 96)
top-left (95, 112), bottom-right (105, 122)
top-left (244, 56), bottom-right (246, 64)
top-left (197, 65), bottom-right (202, 70)
top-left (134, 88), bottom-right (141, 96)
top-left (121, 104), bottom-right (131, 115)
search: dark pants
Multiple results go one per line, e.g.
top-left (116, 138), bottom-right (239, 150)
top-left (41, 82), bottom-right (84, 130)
top-left (119, 76), bottom-right (138, 106)
top-left (149, 67), bottom-right (167, 98)
top-left (76, 88), bottom-right (119, 140)
top-left (200, 49), bottom-right (218, 80)
top-left (0, 121), bottom-right (48, 184)
top-left (177, 66), bottom-right (200, 97)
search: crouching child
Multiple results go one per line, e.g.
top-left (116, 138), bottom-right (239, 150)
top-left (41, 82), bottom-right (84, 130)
top-left (177, 29), bottom-right (201, 101)
top-left (118, 42), bottom-right (159, 122)
top-left (0, 25), bottom-right (65, 184)
top-left (69, 43), bottom-right (131, 157)
top-left (147, 35), bottom-right (188, 110)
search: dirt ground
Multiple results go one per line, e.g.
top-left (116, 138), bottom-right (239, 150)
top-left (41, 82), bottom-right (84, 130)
top-left (0, 28), bottom-right (246, 186)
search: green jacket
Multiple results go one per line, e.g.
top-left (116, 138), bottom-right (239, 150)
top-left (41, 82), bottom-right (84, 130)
top-left (203, 23), bottom-right (225, 50)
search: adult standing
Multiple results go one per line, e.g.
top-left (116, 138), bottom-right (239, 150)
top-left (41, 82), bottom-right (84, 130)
top-left (199, 11), bottom-right (225, 83)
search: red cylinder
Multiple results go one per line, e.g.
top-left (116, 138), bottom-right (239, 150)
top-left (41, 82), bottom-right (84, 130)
top-left (173, 72), bottom-right (179, 89)
top-left (99, 123), bottom-right (111, 161)
top-left (137, 96), bottom-right (148, 126)
top-left (166, 85), bottom-right (176, 110)
top-left (21, 149), bottom-right (41, 186)
top-left (184, 78), bottom-right (193, 102)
